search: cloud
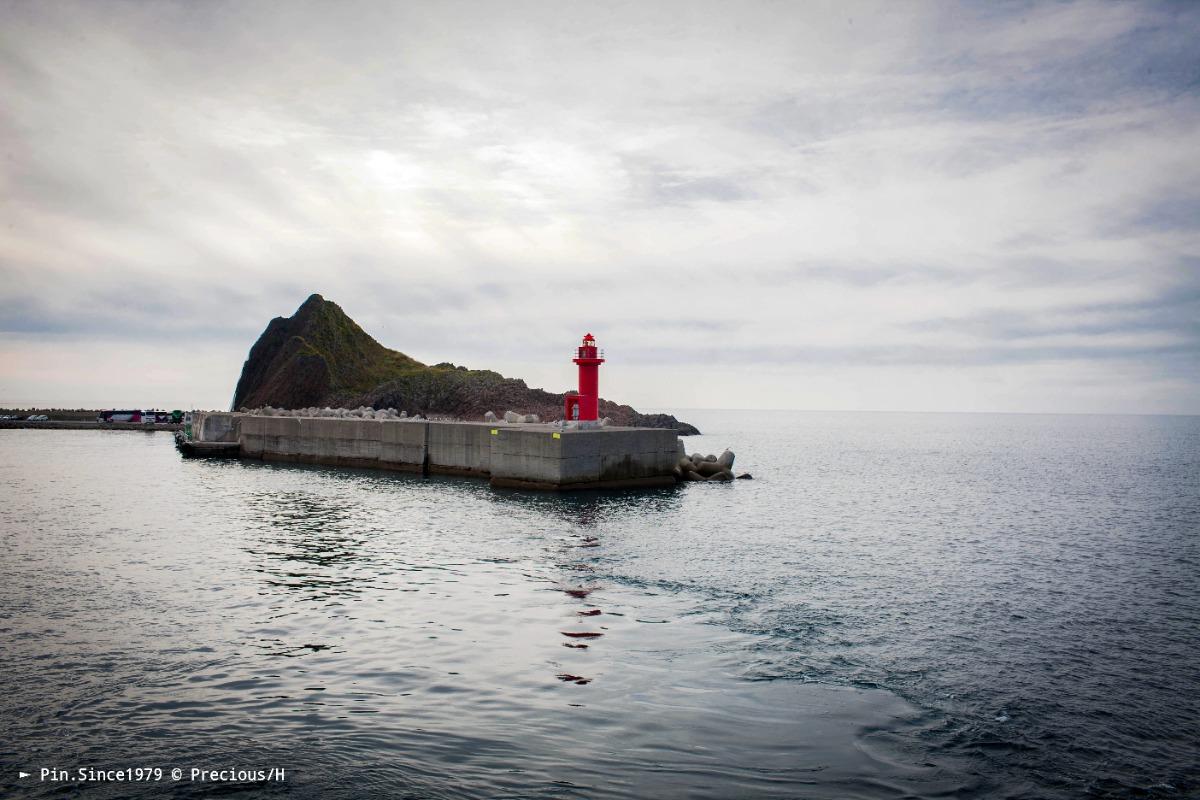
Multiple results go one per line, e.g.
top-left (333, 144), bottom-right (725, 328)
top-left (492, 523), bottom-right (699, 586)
top-left (0, 0), bottom-right (1197, 412)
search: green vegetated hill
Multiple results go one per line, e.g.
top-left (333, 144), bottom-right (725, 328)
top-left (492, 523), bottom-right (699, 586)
top-left (232, 294), bottom-right (699, 434)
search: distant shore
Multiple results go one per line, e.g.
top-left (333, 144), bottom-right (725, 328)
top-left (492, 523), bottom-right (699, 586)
top-left (0, 409), bottom-right (184, 432)
top-left (0, 420), bottom-right (182, 431)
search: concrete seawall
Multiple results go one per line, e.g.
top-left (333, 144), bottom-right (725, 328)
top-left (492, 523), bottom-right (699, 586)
top-left (194, 412), bottom-right (679, 490)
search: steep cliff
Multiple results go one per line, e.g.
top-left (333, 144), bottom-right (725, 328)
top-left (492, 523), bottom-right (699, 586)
top-left (232, 295), bottom-right (700, 434)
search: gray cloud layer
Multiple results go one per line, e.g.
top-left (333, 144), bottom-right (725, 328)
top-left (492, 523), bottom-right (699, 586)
top-left (1, 0), bottom-right (1197, 412)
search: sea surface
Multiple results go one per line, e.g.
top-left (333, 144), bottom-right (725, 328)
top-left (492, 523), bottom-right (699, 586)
top-left (0, 411), bottom-right (1196, 799)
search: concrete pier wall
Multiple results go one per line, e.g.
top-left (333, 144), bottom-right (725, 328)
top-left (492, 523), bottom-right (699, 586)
top-left (198, 412), bottom-right (240, 443)
top-left (427, 422), bottom-right (492, 476)
top-left (488, 426), bottom-right (678, 489)
top-left (193, 413), bottom-right (677, 490)
top-left (237, 415), bottom-right (425, 473)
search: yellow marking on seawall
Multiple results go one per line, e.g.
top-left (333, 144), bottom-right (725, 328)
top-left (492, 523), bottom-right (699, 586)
top-left (490, 429), bottom-right (498, 435)
top-left (552, 432), bottom-right (561, 439)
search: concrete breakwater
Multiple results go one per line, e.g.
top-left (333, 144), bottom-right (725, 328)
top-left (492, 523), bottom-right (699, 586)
top-left (193, 412), bottom-right (681, 490)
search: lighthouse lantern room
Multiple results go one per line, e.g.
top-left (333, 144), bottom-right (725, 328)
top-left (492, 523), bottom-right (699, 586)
top-left (565, 333), bottom-right (606, 422)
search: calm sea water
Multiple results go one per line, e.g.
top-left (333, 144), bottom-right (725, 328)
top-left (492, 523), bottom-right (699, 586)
top-left (0, 411), bottom-right (1196, 799)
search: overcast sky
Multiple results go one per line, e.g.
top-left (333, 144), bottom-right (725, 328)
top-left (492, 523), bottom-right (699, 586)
top-left (1, 1), bottom-right (1197, 413)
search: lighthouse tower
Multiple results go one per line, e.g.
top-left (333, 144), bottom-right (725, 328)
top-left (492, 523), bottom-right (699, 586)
top-left (565, 333), bottom-right (605, 422)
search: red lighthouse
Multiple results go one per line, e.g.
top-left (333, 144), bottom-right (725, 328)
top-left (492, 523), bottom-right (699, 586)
top-left (565, 333), bottom-right (605, 422)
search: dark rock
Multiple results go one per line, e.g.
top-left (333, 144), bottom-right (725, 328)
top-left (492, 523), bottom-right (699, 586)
top-left (627, 411), bottom-right (700, 436)
top-left (232, 293), bottom-right (422, 410)
top-left (736, 473), bottom-right (754, 480)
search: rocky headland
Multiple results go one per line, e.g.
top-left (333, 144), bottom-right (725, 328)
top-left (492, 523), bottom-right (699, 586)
top-left (232, 295), bottom-right (700, 435)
